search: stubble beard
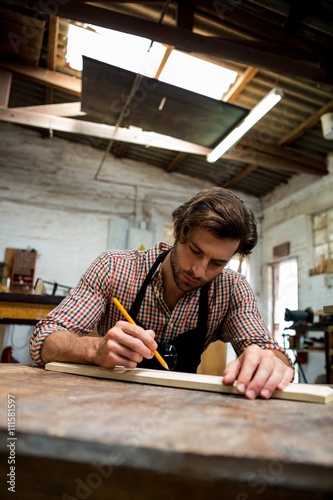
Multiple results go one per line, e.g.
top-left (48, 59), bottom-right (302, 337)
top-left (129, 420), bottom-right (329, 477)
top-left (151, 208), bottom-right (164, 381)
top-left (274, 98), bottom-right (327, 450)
top-left (170, 243), bottom-right (208, 293)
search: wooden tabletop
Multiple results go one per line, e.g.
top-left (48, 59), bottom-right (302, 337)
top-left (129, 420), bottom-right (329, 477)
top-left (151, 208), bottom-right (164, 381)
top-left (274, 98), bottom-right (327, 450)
top-left (1, 364), bottom-right (333, 500)
top-left (0, 292), bottom-right (65, 324)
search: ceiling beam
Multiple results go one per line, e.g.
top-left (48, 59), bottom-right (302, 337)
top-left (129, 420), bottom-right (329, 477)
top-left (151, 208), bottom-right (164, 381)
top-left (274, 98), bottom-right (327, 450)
top-left (47, 15), bottom-right (59, 71)
top-left (0, 61), bottom-right (81, 96)
top-left (0, 107), bottom-right (210, 155)
top-left (194, 0), bottom-right (331, 61)
top-left (241, 138), bottom-right (326, 171)
top-left (0, 70), bottom-right (12, 107)
top-left (226, 99), bottom-right (331, 186)
top-left (45, 15), bottom-right (59, 104)
top-left (222, 67), bottom-right (259, 103)
top-left (1, 105), bottom-right (326, 177)
top-left (154, 45), bottom-right (174, 79)
top-left (222, 145), bottom-right (326, 176)
top-left (11, 102), bottom-right (84, 116)
top-left (225, 164), bottom-right (258, 188)
top-left (279, 99), bottom-right (333, 146)
top-left (176, 1), bottom-right (195, 31)
top-left (12, 0), bottom-right (333, 85)
top-left (166, 152), bottom-right (187, 172)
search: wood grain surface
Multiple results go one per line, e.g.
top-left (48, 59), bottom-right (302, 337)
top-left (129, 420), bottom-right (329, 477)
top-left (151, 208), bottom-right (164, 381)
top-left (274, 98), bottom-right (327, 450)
top-left (1, 363), bottom-right (333, 500)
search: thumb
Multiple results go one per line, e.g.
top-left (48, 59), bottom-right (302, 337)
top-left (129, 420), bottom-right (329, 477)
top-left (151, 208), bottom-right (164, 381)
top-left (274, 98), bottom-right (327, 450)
top-left (222, 357), bottom-right (241, 385)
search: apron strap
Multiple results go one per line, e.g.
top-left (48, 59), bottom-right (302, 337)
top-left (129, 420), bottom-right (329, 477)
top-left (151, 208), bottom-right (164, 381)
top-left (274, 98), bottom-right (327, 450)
top-left (198, 282), bottom-right (209, 335)
top-left (129, 249), bottom-right (170, 321)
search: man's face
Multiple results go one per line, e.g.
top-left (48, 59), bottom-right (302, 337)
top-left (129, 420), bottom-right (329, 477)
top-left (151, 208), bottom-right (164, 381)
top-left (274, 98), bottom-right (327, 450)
top-left (170, 227), bottom-right (240, 293)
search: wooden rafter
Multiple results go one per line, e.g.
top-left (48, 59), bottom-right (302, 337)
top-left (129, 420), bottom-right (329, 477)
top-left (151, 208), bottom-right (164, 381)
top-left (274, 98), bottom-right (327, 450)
top-left (0, 62), bottom-right (81, 96)
top-left (0, 107), bottom-right (210, 155)
top-left (10, 0), bottom-right (333, 85)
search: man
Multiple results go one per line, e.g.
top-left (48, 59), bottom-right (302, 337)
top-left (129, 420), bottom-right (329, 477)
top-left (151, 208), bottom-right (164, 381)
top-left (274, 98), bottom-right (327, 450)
top-left (30, 187), bottom-right (294, 399)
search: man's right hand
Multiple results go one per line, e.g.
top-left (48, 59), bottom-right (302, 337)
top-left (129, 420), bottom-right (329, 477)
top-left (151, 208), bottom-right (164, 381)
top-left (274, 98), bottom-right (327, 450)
top-left (93, 320), bottom-right (157, 368)
top-left (40, 321), bottom-right (157, 368)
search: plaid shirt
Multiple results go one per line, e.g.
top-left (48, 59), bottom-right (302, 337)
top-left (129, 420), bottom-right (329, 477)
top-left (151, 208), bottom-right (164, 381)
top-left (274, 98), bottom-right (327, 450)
top-left (30, 242), bottom-right (289, 366)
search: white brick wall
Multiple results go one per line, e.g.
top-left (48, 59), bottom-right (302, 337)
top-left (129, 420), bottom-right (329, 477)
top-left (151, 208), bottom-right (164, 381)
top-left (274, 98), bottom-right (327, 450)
top-left (1, 121), bottom-right (332, 373)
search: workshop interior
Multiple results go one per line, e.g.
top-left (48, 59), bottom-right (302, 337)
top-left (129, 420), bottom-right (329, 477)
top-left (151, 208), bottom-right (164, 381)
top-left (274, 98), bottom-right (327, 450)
top-left (1, 2), bottom-right (333, 498)
top-left (1, 0), bottom-right (333, 386)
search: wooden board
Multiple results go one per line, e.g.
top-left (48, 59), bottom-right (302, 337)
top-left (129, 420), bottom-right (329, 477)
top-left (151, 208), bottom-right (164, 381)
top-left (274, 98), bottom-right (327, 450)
top-left (45, 362), bottom-right (333, 404)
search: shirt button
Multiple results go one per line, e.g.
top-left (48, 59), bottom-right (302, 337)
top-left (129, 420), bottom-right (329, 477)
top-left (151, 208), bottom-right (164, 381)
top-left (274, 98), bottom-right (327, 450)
top-left (155, 291), bottom-right (159, 298)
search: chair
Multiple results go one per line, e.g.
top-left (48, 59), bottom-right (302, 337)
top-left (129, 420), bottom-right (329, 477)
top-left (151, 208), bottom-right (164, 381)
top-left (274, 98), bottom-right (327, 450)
top-left (197, 340), bottom-right (227, 375)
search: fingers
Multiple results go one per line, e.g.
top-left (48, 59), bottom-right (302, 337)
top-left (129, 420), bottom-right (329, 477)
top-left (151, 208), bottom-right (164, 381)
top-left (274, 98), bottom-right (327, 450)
top-left (223, 345), bottom-right (294, 400)
top-left (222, 358), bottom-right (241, 386)
top-left (95, 321), bottom-right (157, 369)
top-left (109, 321), bottom-right (157, 355)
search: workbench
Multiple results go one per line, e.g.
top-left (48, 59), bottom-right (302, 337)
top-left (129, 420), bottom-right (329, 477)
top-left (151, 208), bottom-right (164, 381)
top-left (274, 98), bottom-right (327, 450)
top-left (1, 364), bottom-right (332, 499)
top-left (0, 292), bottom-right (65, 325)
top-left (284, 324), bottom-right (332, 383)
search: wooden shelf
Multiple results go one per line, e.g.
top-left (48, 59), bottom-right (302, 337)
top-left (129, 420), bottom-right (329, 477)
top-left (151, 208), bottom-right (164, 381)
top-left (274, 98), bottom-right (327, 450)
top-left (0, 292), bottom-right (65, 325)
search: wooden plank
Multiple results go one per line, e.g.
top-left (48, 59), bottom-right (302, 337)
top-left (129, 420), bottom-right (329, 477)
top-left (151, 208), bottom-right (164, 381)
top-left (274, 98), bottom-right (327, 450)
top-left (323, 305), bottom-right (333, 314)
top-left (45, 362), bottom-right (333, 404)
top-left (11, 102), bottom-right (84, 116)
top-left (0, 7), bottom-right (45, 66)
top-left (0, 107), bottom-right (210, 155)
top-left (0, 61), bottom-right (81, 96)
top-left (0, 70), bottom-right (12, 107)
top-left (224, 145), bottom-right (326, 176)
top-left (47, 16), bottom-right (59, 71)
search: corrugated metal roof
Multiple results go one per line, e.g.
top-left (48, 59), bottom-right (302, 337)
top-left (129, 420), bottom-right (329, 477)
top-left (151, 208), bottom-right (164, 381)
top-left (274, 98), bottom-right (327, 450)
top-left (1, 0), bottom-right (332, 199)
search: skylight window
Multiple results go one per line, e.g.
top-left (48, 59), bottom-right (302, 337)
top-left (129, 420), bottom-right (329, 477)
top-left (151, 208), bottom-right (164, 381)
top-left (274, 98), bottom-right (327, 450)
top-left (66, 24), bottom-right (238, 100)
top-left (158, 50), bottom-right (237, 99)
top-left (66, 24), bottom-right (166, 76)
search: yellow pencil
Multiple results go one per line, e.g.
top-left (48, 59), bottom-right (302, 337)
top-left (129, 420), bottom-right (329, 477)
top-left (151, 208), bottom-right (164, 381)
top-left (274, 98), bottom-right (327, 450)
top-left (112, 297), bottom-right (169, 370)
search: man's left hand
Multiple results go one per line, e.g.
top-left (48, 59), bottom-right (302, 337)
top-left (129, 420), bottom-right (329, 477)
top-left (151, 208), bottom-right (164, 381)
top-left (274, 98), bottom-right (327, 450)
top-left (222, 344), bottom-right (294, 399)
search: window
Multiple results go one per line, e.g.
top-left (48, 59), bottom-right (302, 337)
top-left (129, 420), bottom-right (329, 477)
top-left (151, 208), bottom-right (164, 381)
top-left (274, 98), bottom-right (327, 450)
top-left (158, 50), bottom-right (237, 99)
top-left (227, 256), bottom-right (248, 280)
top-left (313, 209), bottom-right (333, 268)
top-left (65, 23), bottom-right (238, 99)
top-left (66, 24), bottom-right (165, 75)
top-left (163, 225), bottom-right (174, 245)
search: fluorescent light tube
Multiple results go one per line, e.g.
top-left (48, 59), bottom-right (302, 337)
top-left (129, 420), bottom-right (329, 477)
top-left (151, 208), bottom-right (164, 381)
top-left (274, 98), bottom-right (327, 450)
top-left (207, 87), bottom-right (284, 163)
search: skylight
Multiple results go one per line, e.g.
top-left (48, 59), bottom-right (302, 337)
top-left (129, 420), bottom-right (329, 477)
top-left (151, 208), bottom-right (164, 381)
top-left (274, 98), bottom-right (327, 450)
top-left (158, 50), bottom-right (237, 99)
top-left (66, 24), bottom-right (166, 76)
top-left (66, 23), bottom-right (238, 100)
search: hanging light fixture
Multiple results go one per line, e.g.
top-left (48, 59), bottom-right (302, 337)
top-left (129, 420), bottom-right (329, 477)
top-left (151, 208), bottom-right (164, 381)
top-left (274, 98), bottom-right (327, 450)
top-left (207, 87), bottom-right (284, 163)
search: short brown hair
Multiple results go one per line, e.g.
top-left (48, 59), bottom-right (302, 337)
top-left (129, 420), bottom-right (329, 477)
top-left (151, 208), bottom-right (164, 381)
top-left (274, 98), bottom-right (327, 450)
top-left (172, 187), bottom-right (258, 256)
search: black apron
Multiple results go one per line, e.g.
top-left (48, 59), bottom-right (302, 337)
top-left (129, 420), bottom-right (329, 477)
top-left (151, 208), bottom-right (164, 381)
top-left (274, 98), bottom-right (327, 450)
top-left (129, 249), bottom-right (209, 373)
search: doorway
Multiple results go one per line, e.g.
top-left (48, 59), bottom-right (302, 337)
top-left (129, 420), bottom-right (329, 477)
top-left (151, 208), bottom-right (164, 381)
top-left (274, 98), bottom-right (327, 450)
top-left (270, 258), bottom-right (298, 346)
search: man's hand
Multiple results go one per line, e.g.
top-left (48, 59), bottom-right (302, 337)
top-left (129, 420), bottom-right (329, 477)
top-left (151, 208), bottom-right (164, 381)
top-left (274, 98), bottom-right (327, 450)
top-left (222, 344), bottom-right (294, 400)
top-left (93, 320), bottom-right (157, 369)
top-left (41, 321), bottom-right (157, 368)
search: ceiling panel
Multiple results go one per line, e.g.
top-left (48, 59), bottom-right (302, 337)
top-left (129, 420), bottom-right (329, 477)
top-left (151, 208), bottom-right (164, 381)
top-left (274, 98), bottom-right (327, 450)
top-left (81, 56), bottom-right (248, 148)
